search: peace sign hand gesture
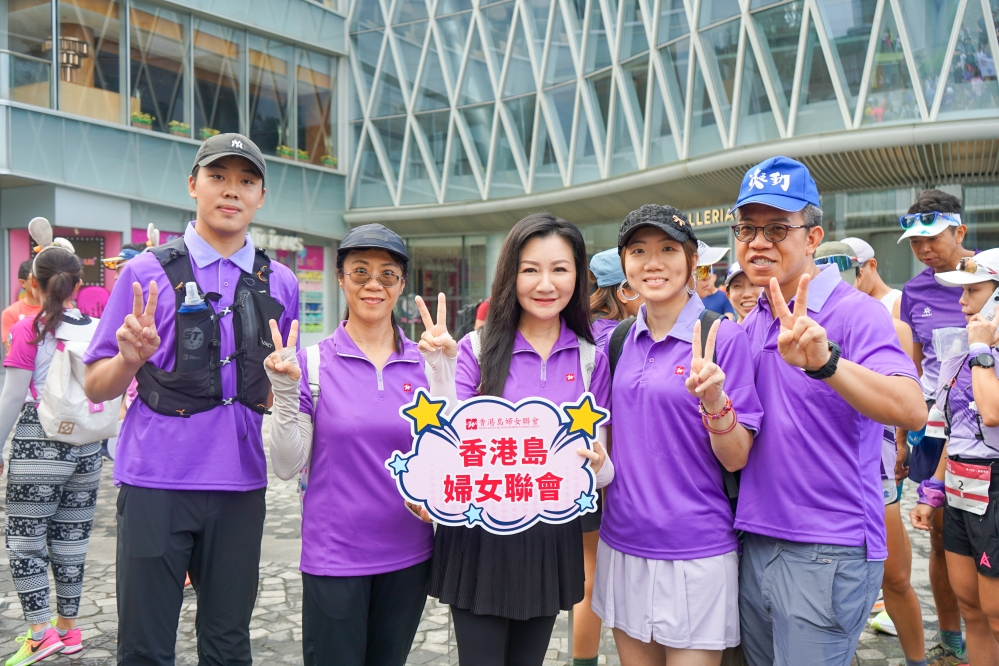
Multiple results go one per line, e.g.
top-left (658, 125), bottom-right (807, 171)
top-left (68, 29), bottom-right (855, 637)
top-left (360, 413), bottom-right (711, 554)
top-left (967, 313), bottom-right (999, 347)
top-left (416, 293), bottom-right (457, 360)
top-left (685, 318), bottom-right (727, 411)
top-left (116, 281), bottom-right (161, 366)
top-left (770, 274), bottom-right (832, 372)
top-left (264, 319), bottom-right (301, 382)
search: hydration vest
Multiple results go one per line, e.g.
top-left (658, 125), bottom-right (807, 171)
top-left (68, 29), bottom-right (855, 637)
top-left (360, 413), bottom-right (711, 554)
top-left (938, 352), bottom-right (999, 454)
top-left (135, 237), bottom-right (285, 417)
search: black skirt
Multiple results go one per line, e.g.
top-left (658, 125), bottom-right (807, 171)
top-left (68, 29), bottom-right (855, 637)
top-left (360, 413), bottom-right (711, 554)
top-left (428, 519), bottom-right (584, 621)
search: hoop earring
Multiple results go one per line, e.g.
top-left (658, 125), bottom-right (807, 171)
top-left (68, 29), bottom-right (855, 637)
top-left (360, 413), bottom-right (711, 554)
top-left (618, 280), bottom-right (640, 302)
top-left (686, 272), bottom-right (696, 296)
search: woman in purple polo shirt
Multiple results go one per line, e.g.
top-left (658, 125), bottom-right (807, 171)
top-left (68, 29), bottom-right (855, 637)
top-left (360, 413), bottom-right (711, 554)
top-left (422, 212), bottom-right (613, 666)
top-left (263, 224), bottom-right (435, 666)
top-left (593, 205), bottom-right (764, 664)
top-left (911, 248), bottom-right (999, 661)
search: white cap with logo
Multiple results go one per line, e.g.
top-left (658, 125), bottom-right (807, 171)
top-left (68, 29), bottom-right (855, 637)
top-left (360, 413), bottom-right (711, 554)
top-left (935, 249), bottom-right (999, 287)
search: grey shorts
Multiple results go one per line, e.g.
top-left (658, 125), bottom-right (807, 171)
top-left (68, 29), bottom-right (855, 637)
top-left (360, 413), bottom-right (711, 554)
top-left (738, 533), bottom-right (883, 666)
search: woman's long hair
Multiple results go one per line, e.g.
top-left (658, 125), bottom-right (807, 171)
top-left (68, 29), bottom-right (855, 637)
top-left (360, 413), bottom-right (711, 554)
top-left (336, 248), bottom-right (408, 355)
top-left (30, 248), bottom-right (82, 345)
top-left (478, 213), bottom-right (593, 397)
top-left (589, 280), bottom-right (630, 322)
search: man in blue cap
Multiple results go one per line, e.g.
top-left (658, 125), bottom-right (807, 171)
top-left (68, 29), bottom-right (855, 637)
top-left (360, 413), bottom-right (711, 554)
top-left (731, 156), bottom-right (927, 665)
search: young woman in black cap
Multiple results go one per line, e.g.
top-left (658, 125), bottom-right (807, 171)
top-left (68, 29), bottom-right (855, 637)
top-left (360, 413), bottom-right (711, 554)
top-left (264, 223), bottom-right (449, 666)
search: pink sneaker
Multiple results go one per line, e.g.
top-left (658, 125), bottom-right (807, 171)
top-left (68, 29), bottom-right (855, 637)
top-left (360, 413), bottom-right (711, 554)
top-left (58, 629), bottom-right (82, 655)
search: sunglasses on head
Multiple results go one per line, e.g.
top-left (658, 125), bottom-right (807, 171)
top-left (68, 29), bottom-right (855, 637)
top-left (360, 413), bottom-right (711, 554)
top-left (694, 265), bottom-right (713, 281)
top-left (898, 211), bottom-right (961, 230)
top-left (814, 254), bottom-right (857, 273)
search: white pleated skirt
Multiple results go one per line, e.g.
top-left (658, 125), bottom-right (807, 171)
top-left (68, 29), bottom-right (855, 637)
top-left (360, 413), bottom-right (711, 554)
top-left (591, 538), bottom-right (740, 650)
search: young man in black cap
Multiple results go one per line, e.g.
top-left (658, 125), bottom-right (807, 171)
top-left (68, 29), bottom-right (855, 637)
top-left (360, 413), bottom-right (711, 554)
top-left (84, 133), bottom-right (300, 665)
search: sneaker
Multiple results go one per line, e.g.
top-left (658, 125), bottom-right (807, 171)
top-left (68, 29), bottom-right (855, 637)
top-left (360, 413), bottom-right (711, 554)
top-left (926, 642), bottom-right (969, 666)
top-left (870, 611), bottom-right (897, 636)
top-left (4, 629), bottom-right (64, 666)
top-left (870, 588), bottom-right (885, 614)
top-left (49, 621), bottom-right (82, 656)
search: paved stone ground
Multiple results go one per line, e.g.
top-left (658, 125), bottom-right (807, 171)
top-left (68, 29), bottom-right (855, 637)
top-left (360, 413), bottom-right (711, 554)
top-left (0, 419), bottom-right (955, 665)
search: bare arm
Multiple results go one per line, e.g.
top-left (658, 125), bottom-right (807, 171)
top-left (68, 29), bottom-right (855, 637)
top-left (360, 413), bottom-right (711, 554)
top-left (911, 341), bottom-right (924, 379)
top-left (824, 362), bottom-right (926, 430)
top-left (967, 316), bottom-right (999, 426)
top-left (85, 355), bottom-right (144, 405)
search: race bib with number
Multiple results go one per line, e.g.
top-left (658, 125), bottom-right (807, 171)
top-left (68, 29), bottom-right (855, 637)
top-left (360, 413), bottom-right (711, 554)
top-left (945, 459), bottom-right (993, 515)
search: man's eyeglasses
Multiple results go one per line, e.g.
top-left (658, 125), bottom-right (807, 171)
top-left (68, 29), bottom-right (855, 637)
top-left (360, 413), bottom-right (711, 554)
top-left (898, 211), bottom-right (962, 229)
top-left (732, 223), bottom-right (808, 243)
top-left (342, 267), bottom-right (403, 287)
top-left (694, 265), bottom-right (713, 281)
top-left (814, 254), bottom-right (858, 272)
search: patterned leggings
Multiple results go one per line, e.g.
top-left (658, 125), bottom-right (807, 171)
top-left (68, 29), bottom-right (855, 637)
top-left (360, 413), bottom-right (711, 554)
top-left (5, 403), bottom-right (102, 624)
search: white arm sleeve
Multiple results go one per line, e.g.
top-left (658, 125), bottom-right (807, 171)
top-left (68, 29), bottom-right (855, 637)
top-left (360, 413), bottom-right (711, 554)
top-left (594, 425), bottom-right (615, 489)
top-left (266, 348), bottom-right (314, 481)
top-left (0, 368), bottom-right (32, 457)
top-left (422, 348), bottom-right (458, 410)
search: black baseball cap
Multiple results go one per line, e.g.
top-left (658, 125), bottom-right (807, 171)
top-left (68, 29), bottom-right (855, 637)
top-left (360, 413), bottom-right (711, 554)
top-left (618, 204), bottom-right (697, 251)
top-left (193, 133), bottom-right (266, 183)
top-left (338, 224), bottom-right (409, 262)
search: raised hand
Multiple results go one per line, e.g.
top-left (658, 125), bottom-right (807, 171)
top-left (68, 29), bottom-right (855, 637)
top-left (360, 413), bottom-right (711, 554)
top-left (685, 318), bottom-right (726, 411)
top-left (116, 281), bottom-right (160, 365)
top-left (770, 274), bottom-right (832, 372)
top-left (576, 439), bottom-right (607, 475)
top-left (967, 312), bottom-right (999, 347)
top-left (264, 319), bottom-right (301, 381)
top-left (416, 293), bottom-right (457, 359)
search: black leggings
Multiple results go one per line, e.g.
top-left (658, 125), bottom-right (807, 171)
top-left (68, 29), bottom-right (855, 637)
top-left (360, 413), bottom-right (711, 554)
top-left (451, 606), bottom-right (558, 666)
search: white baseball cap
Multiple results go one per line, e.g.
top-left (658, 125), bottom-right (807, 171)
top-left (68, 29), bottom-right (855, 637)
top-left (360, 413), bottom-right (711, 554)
top-left (841, 237), bottom-right (875, 264)
top-left (696, 241), bottom-right (730, 267)
top-left (935, 249), bottom-right (999, 286)
top-left (897, 212), bottom-right (962, 244)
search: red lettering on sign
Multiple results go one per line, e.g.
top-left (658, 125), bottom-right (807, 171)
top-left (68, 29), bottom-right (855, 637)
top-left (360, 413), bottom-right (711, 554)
top-left (459, 439), bottom-right (486, 467)
top-left (475, 474), bottom-right (503, 502)
top-left (504, 473), bottom-right (533, 502)
top-left (443, 474), bottom-right (472, 503)
top-left (522, 437), bottom-right (547, 465)
top-left (489, 438), bottom-right (518, 466)
top-left (536, 472), bottom-right (563, 501)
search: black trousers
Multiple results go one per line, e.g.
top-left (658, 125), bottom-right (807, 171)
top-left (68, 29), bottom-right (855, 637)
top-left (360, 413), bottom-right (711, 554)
top-left (116, 484), bottom-right (266, 666)
top-left (302, 559), bottom-right (431, 666)
top-left (450, 606), bottom-right (558, 666)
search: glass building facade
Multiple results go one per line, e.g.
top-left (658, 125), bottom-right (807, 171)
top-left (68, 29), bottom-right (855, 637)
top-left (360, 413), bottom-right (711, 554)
top-left (345, 0), bottom-right (999, 333)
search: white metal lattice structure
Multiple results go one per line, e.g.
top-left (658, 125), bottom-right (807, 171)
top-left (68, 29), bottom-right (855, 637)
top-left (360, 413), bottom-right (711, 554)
top-left (346, 0), bottom-right (999, 209)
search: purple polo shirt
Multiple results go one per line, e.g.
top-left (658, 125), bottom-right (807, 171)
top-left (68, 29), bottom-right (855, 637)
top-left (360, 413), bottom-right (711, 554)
top-left (297, 323), bottom-right (434, 576)
top-left (456, 318), bottom-right (611, 413)
top-left (900, 266), bottom-right (966, 398)
top-left (600, 297), bottom-right (763, 560)
top-left (737, 266), bottom-right (919, 560)
top-left (83, 222), bottom-right (299, 491)
top-left (591, 317), bottom-right (619, 352)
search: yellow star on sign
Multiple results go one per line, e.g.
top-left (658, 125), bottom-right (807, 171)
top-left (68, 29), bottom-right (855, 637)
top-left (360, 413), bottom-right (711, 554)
top-left (402, 389), bottom-right (447, 434)
top-left (564, 394), bottom-right (609, 439)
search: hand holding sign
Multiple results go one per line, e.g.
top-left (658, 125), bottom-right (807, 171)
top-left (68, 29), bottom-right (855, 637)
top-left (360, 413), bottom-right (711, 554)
top-left (264, 319), bottom-right (301, 382)
top-left (967, 313), bottom-right (999, 347)
top-left (770, 274), bottom-right (831, 372)
top-left (416, 293), bottom-right (457, 359)
top-left (685, 318), bottom-right (726, 411)
top-left (117, 281), bottom-right (161, 365)
top-left (576, 438), bottom-right (607, 475)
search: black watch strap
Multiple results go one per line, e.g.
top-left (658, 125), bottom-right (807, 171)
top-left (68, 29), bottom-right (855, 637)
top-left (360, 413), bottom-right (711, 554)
top-left (969, 353), bottom-right (995, 369)
top-left (804, 341), bottom-right (842, 380)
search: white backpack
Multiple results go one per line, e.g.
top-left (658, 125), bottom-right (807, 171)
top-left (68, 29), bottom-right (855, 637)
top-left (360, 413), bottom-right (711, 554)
top-left (37, 317), bottom-right (122, 445)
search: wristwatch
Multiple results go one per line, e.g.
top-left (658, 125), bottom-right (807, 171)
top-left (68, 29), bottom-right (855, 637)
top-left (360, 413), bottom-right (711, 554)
top-left (804, 341), bottom-right (841, 380)
top-left (969, 353), bottom-right (996, 370)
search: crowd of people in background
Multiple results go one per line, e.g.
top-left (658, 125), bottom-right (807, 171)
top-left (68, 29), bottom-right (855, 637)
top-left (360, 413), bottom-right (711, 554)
top-left (0, 135), bottom-right (998, 666)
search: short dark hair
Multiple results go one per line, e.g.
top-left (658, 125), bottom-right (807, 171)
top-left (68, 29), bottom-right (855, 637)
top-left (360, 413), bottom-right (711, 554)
top-left (17, 260), bottom-right (32, 281)
top-left (908, 189), bottom-right (962, 215)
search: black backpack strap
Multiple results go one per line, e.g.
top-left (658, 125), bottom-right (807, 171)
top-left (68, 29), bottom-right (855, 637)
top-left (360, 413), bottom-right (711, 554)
top-left (699, 309), bottom-right (740, 508)
top-left (147, 237), bottom-right (197, 308)
top-left (608, 317), bottom-right (636, 375)
top-left (248, 248), bottom-right (274, 295)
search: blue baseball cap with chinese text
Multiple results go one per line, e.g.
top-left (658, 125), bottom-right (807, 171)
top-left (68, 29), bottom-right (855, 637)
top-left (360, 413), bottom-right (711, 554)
top-left (729, 156), bottom-right (820, 214)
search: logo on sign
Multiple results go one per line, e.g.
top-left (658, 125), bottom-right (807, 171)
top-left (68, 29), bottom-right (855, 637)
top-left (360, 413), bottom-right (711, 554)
top-left (465, 418), bottom-right (478, 430)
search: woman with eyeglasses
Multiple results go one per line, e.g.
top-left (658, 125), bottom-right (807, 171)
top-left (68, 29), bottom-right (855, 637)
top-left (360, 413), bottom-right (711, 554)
top-left (419, 212), bottom-right (613, 666)
top-left (595, 205), bottom-right (763, 666)
top-left (264, 224), bottom-right (439, 666)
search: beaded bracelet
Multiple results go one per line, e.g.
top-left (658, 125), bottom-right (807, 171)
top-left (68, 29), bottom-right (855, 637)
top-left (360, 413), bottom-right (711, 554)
top-left (698, 396), bottom-right (733, 420)
top-left (702, 408), bottom-right (738, 435)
